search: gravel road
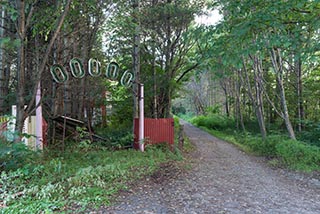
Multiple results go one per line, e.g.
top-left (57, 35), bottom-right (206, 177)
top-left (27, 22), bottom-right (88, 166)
top-left (97, 121), bottom-right (320, 214)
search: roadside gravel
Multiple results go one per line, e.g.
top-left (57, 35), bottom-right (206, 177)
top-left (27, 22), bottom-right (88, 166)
top-left (96, 121), bottom-right (320, 214)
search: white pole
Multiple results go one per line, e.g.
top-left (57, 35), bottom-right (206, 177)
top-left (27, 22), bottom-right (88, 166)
top-left (139, 84), bottom-right (144, 152)
top-left (35, 82), bottom-right (43, 150)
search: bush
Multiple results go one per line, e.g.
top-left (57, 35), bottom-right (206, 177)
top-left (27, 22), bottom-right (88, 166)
top-left (94, 127), bottom-right (133, 148)
top-left (190, 114), bottom-right (234, 131)
top-left (177, 112), bottom-right (195, 121)
top-left (276, 140), bottom-right (320, 171)
top-left (293, 120), bottom-right (320, 147)
top-left (0, 141), bottom-right (38, 171)
top-left (205, 104), bottom-right (222, 114)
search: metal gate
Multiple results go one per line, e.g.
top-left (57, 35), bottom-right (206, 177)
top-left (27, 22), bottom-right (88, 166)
top-left (134, 118), bottom-right (174, 149)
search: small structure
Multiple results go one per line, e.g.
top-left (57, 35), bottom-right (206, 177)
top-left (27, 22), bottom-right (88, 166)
top-left (52, 115), bottom-right (107, 143)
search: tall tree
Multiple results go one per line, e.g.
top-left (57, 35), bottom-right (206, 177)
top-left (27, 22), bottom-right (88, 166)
top-left (106, 0), bottom-right (204, 119)
top-left (2, 0), bottom-right (72, 136)
top-left (202, 0), bottom-right (320, 139)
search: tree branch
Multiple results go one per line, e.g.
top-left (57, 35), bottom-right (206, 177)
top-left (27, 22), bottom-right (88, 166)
top-left (26, 0), bottom-right (72, 114)
top-left (176, 63), bottom-right (199, 83)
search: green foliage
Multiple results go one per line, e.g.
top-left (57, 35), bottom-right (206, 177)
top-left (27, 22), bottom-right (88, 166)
top-left (173, 115), bottom-right (180, 130)
top-left (190, 114), bottom-right (320, 172)
top-left (205, 104), bottom-right (222, 115)
top-left (190, 114), bottom-right (235, 131)
top-left (95, 127), bottom-right (133, 148)
top-left (105, 82), bottom-right (134, 129)
top-left (237, 134), bottom-right (288, 157)
top-left (172, 105), bottom-right (186, 116)
top-left (296, 121), bottom-right (320, 147)
top-left (276, 140), bottom-right (320, 171)
top-left (0, 143), bottom-right (178, 212)
top-left (0, 141), bottom-right (38, 172)
top-left (0, 37), bottom-right (20, 50)
top-left (177, 112), bottom-right (195, 121)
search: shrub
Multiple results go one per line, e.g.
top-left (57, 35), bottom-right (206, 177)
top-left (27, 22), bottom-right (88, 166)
top-left (293, 120), bottom-right (320, 147)
top-left (205, 104), bottom-right (222, 115)
top-left (242, 135), bottom-right (289, 157)
top-left (190, 114), bottom-right (234, 131)
top-left (177, 112), bottom-right (194, 121)
top-left (95, 127), bottom-right (133, 148)
top-left (0, 141), bottom-right (38, 171)
top-left (276, 140), bottom-right (320, 171)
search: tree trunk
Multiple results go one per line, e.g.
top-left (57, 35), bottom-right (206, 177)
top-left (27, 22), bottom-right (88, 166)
top-left (220, 78), bottom-right (230, 117)
top-left (132, 0), bottom-right (140, 119)
top-left (152, 40), bottom-right (158, 118)
top-left (277, 72), bottom-right (296, 139)
top-left (163, 0), bottom-right (173, 118)
top-left (270, 48), bottom-right (296, 140)
top-left (242, 57), bottom-right (267, 139)
top-left (236, 70), bottom-right (245, 131)
top-left (0, 6), bottom-right (6, 113)
top-left (296, 56), bottom-right (304, 132)
top-left (79, 41), bottom-right (89, 120)
top-left (254, 56), bottom-right (267, 139)
top-left (15, 0), bottom-right (27, 136)
top-left (14, 0), bottom-right (72, 138)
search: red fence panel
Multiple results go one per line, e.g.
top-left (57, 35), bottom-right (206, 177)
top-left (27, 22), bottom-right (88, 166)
top-left (134, 118), bottom-right (174, 149)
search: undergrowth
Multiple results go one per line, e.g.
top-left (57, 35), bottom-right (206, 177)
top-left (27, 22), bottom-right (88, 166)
top-left (0, 142), bottom-right (179, 213)
top-left (0, 118), bottom-right (185, 213)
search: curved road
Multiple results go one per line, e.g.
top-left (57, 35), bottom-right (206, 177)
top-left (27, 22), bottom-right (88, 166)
top-left (101, 121), bottom-right (320, 214)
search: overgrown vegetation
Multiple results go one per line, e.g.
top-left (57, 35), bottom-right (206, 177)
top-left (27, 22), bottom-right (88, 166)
top-left (0, 118), bottom-right (182, 213)
top-left (189, 114), bottom-right (320, 172)
top-left (0, 143), bottom-right (175, 213)
top-left (0, 118), bottom-right (184, 213)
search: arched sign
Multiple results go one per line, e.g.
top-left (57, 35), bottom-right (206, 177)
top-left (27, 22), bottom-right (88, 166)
top-left (50, 58), bottom-right (134, 87)
top-left (88, 58), bottom-right (101, 77)
top-left (69, 58), bottom-right (85, 78)
top-left (50, 64), bottom-right (69, 84)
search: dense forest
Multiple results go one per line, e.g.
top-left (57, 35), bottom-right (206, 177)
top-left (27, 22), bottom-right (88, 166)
top-left (0, 0), bottom-right (320, 145)
top-left (0, 0), bottom-right (205, 143)
top-left (175, 0), bottom-right (320, 146)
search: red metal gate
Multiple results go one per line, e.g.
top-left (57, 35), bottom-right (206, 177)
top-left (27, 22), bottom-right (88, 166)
top-left (134, 118), bottom-right (174, 149)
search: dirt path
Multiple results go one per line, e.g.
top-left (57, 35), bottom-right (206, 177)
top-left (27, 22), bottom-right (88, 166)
top-left (99, 121), bottom-right (320, 214)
